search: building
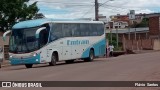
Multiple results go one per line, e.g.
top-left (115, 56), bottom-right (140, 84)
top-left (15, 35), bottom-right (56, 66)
top-left (98, 14), bottom-right (108, 23)
top-left (106, 16), bottom-right (160, 51)
top-left (0, 32), bottom-right (10, 60)
top-left (106, 21), bottom-right (128, 29)
top-left (149, 16), bottom-right (160, 39)
top-left (106, 28), bottom-right (149, 42)
top-left (110, 13), bottom-right (160, 25)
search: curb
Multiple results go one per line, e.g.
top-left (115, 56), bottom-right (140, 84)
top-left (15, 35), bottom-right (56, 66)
top-left (0, 60), bottom-right (11, 68)
top-left (2, 64), bottom-right (11, 67)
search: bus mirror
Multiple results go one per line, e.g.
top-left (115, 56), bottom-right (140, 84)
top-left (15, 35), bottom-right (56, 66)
top-left (35, 27), bottom-right (46, 39)
top-left (3, 30), bottom-right (11, 41)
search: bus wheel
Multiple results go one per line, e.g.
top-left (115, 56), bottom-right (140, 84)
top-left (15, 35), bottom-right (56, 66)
top-left (84, 49), bottom-right (94, 62)
top-left (25, 64), bottom-right (33, 68)
top-left (49, 53), bottom-right (57, 66)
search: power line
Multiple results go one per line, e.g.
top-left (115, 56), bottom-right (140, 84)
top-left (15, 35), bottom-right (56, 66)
top-left (32, 0), bottom-right (130, 19)
top-left (32, 0), bottom-right (94, 5)
top-left (81, 6), bottom-right (95, 18)
top-left (102, 5), bottom-right (128, 10)
top-left (99, 0), bottom-right (114, 7)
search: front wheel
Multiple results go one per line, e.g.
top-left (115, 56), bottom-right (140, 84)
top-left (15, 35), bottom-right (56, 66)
top-left (49, 53), bottom-right (57, 66)
top-left (25, 64), bottom-right (33, 68)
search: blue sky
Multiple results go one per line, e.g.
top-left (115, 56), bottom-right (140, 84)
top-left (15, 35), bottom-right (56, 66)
top-left (30, 0), bottom-right (160, 19)
top-left (39, 5), bottom-right (70, 15)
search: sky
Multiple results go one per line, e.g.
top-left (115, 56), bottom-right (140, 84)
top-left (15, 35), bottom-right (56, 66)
top-left (30, 0), bottom-right (160, 20)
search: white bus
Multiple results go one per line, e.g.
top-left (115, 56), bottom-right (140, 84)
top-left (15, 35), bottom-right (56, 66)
top-left (3, 19), bottom-right (106, 68)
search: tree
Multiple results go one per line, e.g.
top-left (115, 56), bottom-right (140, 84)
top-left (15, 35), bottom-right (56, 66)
top-left (134, 18), bottom-right (149, 28)
top-left (0, 0), bottom-right (39, 32)
top-left (107, 33), bottom-right (123, 51)
top-left (107, 33), bottom-right (117, 47)
top-left (33, 13), bottom-right (46, 19)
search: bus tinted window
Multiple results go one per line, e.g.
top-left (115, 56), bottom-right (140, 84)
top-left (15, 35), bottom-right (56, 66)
top-left (71, 24), bottom-right (80, 37)
top-left (51, 23), bottom-right (63, 41)
top-left (79, 24), bottom-right (104, 36)
top-left (51, 23), bottom-right (104, 39)
top-left (62, 24), bottom-right (72, 37)
top-left (96, 24), bottom-right (104, 36)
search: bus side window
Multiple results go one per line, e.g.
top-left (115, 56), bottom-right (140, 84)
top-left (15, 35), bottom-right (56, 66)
top-left (71, 24), bottom-right (80, 37)
top-left (63, 24), bottom-right (72, 37)
top-left (39, 29), bottom-right (48, 48)
top-left (50, 23), bottom-right (63, 41)
top-left (97, 24), bottom-right (104, 36)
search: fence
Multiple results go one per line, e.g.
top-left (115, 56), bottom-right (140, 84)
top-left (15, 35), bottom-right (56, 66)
top-left (124, 39), bottom-right (155, 50)
top-left (0, 36), bottom-right (9, 60)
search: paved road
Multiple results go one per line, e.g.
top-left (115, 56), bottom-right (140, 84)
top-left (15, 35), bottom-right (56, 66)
top-left (0, 51), bottom-right (160, 90)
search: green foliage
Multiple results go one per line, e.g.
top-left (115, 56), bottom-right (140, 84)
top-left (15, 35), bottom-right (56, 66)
top-left (107, 33), bottom-right (123, 51)
top-left (132, 18), bottom-right (149, 28)
top-left (107, 33), bottom-right (117, 47)
top-left (0, 0), bottom-right (39, 32)
top-left (137, 18), bottom-right (149, 27)
top-left (114, 46), bottom-right (122, 51)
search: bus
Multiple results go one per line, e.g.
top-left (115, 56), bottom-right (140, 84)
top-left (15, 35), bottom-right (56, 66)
top-left (3, 19), bottom-right (106, 68)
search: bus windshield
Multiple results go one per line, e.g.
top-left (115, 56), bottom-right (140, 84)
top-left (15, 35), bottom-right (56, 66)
top-left (9, 27), bottom-right (39, 53)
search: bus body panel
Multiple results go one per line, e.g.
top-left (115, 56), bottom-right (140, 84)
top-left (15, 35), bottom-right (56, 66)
top-left (9, 35), bottom-right (106, 65)
top-left (10, 54), bottom-right (40, 65)
top-left (7, 19), bottom-right (106, 66)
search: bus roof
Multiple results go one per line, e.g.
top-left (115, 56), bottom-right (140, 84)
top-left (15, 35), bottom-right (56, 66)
top-left (12, 19), bottom-right (52, 29)
top-left (12, 18), bottom-right (104, 29)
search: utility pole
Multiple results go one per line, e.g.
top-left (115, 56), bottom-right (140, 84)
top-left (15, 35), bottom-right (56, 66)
top-left (116, 27), bottom-right (119, 48)
top-left (95, 0), bottom-right (99, 21)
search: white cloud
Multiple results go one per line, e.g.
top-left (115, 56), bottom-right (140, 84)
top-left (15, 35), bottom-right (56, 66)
top-left (31, 0), bottom-right (160, 19)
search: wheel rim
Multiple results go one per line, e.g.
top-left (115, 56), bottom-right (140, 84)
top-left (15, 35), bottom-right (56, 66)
top-left (52, 56), bottom-right (55, 63)
top-left (90, 51), bottom-right (94, 60)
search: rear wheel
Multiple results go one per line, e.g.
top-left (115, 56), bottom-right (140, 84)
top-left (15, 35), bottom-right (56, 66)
top-left (84, 49), bottom-right (94, 62)
top-left (25, 64), bottom-right (33, 68)
top-left (49, 53), bottom-right (57, 66)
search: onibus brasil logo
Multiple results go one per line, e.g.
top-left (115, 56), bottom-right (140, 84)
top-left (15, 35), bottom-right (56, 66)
top-left (2, 82), bottom-right (42, 87)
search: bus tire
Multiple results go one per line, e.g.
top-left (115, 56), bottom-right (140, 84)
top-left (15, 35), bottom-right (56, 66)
top-left (49, 53), bottom-right (57, 66)
top-left (84, 49), bottom-right (94, 62)
top-left (25, 64), bottom-right (33, 68)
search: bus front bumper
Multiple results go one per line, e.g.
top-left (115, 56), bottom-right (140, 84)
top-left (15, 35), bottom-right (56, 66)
top-left (10, 54), bottom-right (40, 65)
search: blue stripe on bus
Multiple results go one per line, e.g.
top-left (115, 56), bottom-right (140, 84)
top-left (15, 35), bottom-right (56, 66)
top-left (10, 54), bottom-right (40, 65)
top-left (81, 38), bottom-right (106, 58)
top-left (13, 18), bottom-right (86, 29)
top-left (13, 19), bottom-right (52, 29)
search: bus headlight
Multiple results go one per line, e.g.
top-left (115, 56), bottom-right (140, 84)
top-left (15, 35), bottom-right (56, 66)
top-left (33, 53), bottom-right (37, 57)
top-left (10, 55), bottom-right (13, 58)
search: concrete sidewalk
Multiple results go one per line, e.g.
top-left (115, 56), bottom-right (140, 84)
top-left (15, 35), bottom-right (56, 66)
top-left (133, 50), bottom-right (160, 54)
top-left (0, 50), bottom-right (159, 68)
top-left (1, 60), bottom-right (10, 68)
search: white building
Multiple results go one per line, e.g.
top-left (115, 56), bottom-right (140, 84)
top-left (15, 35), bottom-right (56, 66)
top-left (106, 21), bottom-right (128, 29)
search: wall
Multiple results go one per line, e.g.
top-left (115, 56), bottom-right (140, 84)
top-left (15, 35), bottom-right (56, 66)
top-left (149, 16), bottom-right (160, 36)
top-left (153, 39), bottom-right (160, 50)
top-left (0, 36), bottom-right (10, 60)
top-left (124, 39), bottom-right (160, 51)
top-left (124, 39), bottom-right (154, 50)
top-left (0, 36), bottom-right (9, 46)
